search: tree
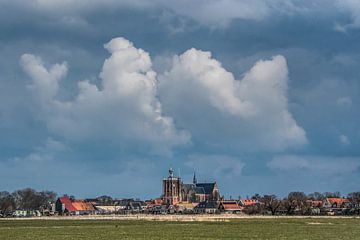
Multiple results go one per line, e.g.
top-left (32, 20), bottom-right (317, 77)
top-left (324, 192), bottom-right (341, 198)
top-left (96, 195), bottom-right (114, 205)
top-left (251, 194), bottom-right (261, 201)
top-left (0, 191), bottom-right (15, 215)
top-left (347, 192), bottom-right (360, 215)
top-left (308, 192), bottom-right (325, 201)
top-left (283, 192), bottom-right (309, 215)
top-left (11, 188), bottom-right (56, 211)
top-left (242, 203), bottom-right (263, 215)
top-left (38, 191), bottom-right (57, 211)
top-left (262, 195), bottom-right (281, 215)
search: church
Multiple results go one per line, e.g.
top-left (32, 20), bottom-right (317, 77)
top-left (162, 168), bottom-right (220, 205)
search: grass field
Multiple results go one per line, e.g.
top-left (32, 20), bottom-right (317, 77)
top-left (1, 218), bottom-right (360, 239)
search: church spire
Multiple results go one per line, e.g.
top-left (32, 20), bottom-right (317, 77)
top-left (168, 167), bottom-right (174, 178)
top-left (193, 171), bottom-right (197, 184)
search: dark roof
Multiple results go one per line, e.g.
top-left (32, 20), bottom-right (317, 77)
top-left (195, 201), bottom-right (218, 209)
top-left (194, 187), bottom-right (205, 194)
top-left (182, 184), bottom-right (206, 195)
top-left (127, 201), bottom-right (146, 210)
top-left (195, 183), bottom-right (216, 195)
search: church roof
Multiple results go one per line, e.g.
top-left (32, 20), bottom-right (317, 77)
top-left (194, 187), bottom-right (205, 194)
top-left (195, 183), bottom-right (216, 195)
top-left (182, 184), bottom-right (206, 195)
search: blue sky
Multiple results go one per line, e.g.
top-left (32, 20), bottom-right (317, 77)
top-left (0, 0), bottom-right (359, 199)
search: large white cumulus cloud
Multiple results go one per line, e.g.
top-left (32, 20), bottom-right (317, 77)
top-left (158, 49), bottom-right (307, 151)
top-left (20, 37), bottom-right (190, 154)
top-left (20, 36), bottom-right (306, 154)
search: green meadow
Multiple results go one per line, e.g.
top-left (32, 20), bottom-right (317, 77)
top-left (1, 218), bottom-right (360, 239)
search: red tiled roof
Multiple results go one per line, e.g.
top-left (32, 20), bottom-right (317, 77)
top-left (221, 201), bottom-right (243, 209)
top-left (72, 201), bottom-right (95, 211)
top-left (327, 198), bottom-right (349, 207)
top-left (241, 199), bottom-right (258, 206)
top-left (59, 196), bottom-right (77, 212)
top-left (222, 203), bottom-right (243, 211)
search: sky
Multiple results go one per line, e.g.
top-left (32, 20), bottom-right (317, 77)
top-left (0, 0), bottom-right (359, 199)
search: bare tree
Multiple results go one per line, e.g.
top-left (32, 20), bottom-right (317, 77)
top-left (243, 203), bottom-right (263, 215)
top-left (347, 192), bottom-right (360, 215)
top-left (96, 195), bottom-right (114, 205)
top-left (0, 191), bottom-right (15, 215)
top-left (262, 195), bottom-right (281, 215)
top-left (251, 194), bottom-right (261, 201)
top-left (283, 192), bottom-right (309, 215)
top-left (12, 188), bottom-right (56, 211)
top-left (324, 192), bottom-right (341, 198)
top-left (308, 192), bottom-right (325, 201)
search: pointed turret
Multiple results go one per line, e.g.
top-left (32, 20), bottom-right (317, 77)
top-left (193, 171), bottom-right (197, 184)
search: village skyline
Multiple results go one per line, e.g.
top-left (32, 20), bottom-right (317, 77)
top-left (1, 166), bottom-right (359, 217)
top-left (0, 0), bottom-right (360, 199)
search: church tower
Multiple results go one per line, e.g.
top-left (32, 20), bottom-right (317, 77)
top-left (162, 167), bottom-right (182, 205)
top-left (193, 172), bottom-right (197, 184)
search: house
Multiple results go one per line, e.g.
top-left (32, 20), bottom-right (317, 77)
top-left (323, 198), bottom-right (352, 215)
top-left (125, 200), bottom-right (147, 213)
top-left (306, 200), bottom-right (323, 215)
top-left (145, 198), bottom-right (164, 214)
top-left (114, 199), bottom-right (131, 210)
top-left (72, 200), bottom-right (96, 214)
top-left (219, 201), bottom-right (243, 214)
top-left (176, 202), bottom-right (198, 214)
top-left (56, 196), bottom-right (95, 215)
top-left (148, 205), bottom-right (168, 214)
top-left (194, 201), bottom-right (219, 214)
top-left (40, 202), bottom-right (56, 216)
top-left (95, 205), bottom-right (119, 214)
top-left (12, 210), bottom-right (41, 217)
top-left (56, 196), bottom-right (77, 214)
top-left (323, 198), bottom-right (351, 208)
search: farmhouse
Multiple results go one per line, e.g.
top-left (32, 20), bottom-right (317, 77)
top-left (56, 195), bottom-right (95, 215)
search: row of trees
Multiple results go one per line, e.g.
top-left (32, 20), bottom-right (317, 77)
top-left (243, 192), bottom-right (360, 215)
top-left (2, 189), bottom-right (360, 216)
top-left (0, 188), bottom-right (56, 215)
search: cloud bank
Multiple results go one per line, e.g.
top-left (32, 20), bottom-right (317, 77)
top-left (20, 37), bottom-right (306, 155)
top-left (1, 0), bottom-right (341, 29)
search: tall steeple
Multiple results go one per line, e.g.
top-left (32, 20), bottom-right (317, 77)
top-left (163, 167), bottom-right (181, 205)
top-left (193, 171), bottom-right (197, 184)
